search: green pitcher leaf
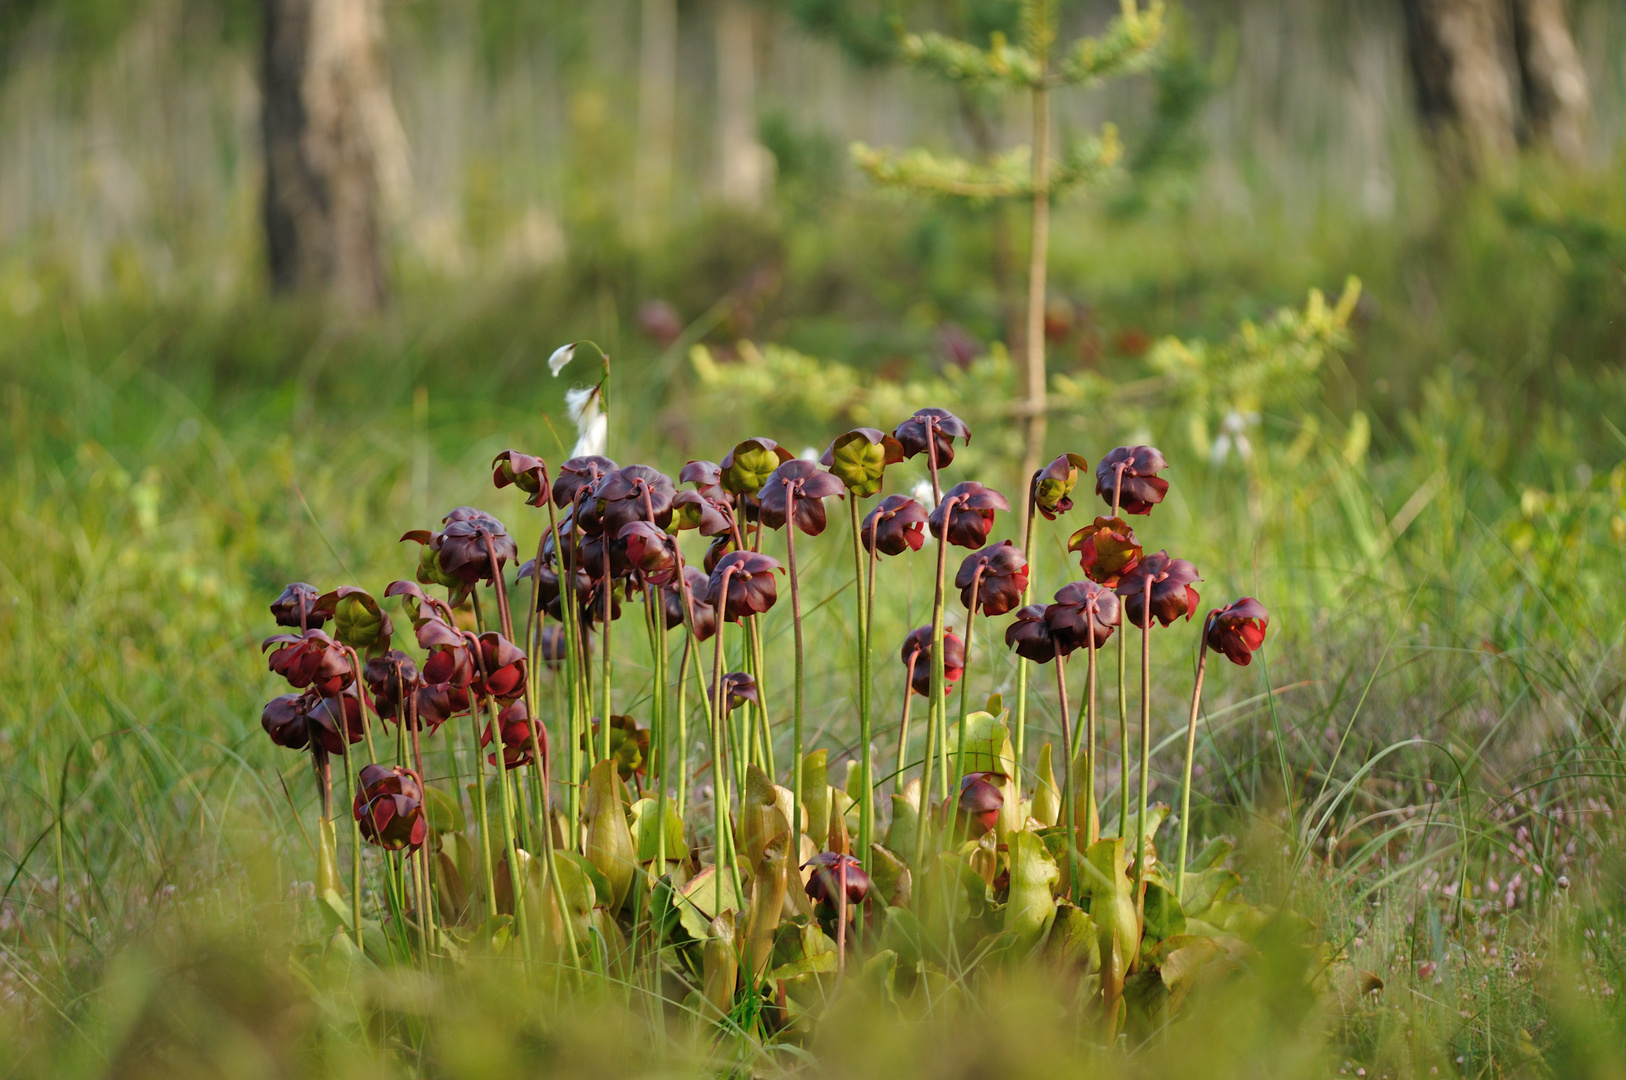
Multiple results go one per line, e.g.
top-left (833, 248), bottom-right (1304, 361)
top-left (1044, 904), bottom-right (1101, 972)
top-left (423, 785), bottom-right (464, 834)
top-left (584, 759), bottom-right (636, 913)
top-left (1004, 830), bottom-right (1060, 953)
top-left (1179, 866), bottom-right (1240, 917)
top-left (676, 864), bottom-right (744, 943)
top-left (743, 831), bottom-right (790, 982)
top-left (1031, 743), bottom-right (1061, 827)
top-left (801, 749), bottom-right (830, 843)
top-left (1141, 879), bottom-right (1187, 949)
top-left (629, 796), bottom-right (689, 865)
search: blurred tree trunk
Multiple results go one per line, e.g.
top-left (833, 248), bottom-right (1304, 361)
top-left (261, 0), bottom-right (404, 313)
top-left (1400, 0), bottom-right (1590, 176)
top-left (1511, 0), bottom-right (1590, 163)
top-left (635, 0), bottom-right (679, 237)
top-left (716, 0), bottom-right (768, 208)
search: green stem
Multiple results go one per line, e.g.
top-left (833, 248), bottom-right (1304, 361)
top-left (895, 655), bottom-right (918, 799)
top-left (954, 571), bottom-right (982, 794)
top-left (1117, 627), bottom-right (1129, 839)
top-left (675, 636), bottom-right (692, 822)
top-left (1053, 652), bottom-right (1076, 900)
top-left (786, 494), bottom-right (806, 857)
top-left (1013, 498), bottom-right (1038, 779)
top-left (848, 496), bottom-right (874, 872)
top-left (600, 544), bottom-right (614, 763)
top-left (1084, 628), bottom-right (1099, 847)
top-left (1176, 622), bottom-right (1212, 898)
top-left (1134, 578), bottom-right (1152, 918)
top-left (708, 571), bottom-right (746, 913)
top-left (465, 681), bottom-right (500, 923)
top-left (338, 734), bottom-right (364, 949)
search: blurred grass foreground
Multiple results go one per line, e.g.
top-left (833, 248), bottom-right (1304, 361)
top-left (4, 0), bottom-right (1626, 1077)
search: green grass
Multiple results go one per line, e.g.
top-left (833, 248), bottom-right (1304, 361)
top-left (4, 156), bottom-right (1626, 1074)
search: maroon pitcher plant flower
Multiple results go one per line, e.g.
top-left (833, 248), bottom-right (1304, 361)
top-left (901, 626), bottom-right (964, 696)
top-left (423, 507), bottom-right (518, 585)
top-left (821, 428), bottom-right (905, 498)
top-left (862, 494), bottom-right (928, 556)
top-left (1044, 580), bottom-right (1121, 654)
top-left (930, 482), bottom-right (1010, 549)
top-left (957, 772), bottom-right (1006, 837)
top-left (1095, 446), bottom-right (1169, 516)
top-left (594, 464), bottom-right (676, 532)
top-left (1206, 597), bottom-right (1269, 665)
top-left (262, 686), bottom-right (364, 755)
top-left (1068, 516), bottom-right (1143, 587)
top-left (472, 632), bottom-right (528, 703)
top-left (263, 628), bottom-right (352, 695)
top-left (483, 700), bottom-right (546, 770)
top-left (804, 851), bottom-right (871, 907)
top-left (492, 449), bottom-right (550, 507)
top-left (679, 459), bottom-right (727, 502)
top-left (893, 407), bottom-right (971, 467)
top-left (659, 567), bottom-right (717, 640)
top-left (759, 459), bottom-right (846, 535)
top-left (706, 551), bottom-right (781, 621)
top-left (955, 541), bottom-right (1030, 616)
top-left (313, 587), bottom-right (393, 654)
top-left (1116, 552), bottom-right (1202, 628)
top-left (718, 671), bottom-right (760, 714)
top-left (619, 520), bottom-right (680, 584)
top-left (352, 764), bottom-right (428, 851)
top-left (552, 455), bottom-right (618, 509)
top-left (1032, 453), bottom-right (1089, 520)
top-left (670, 490), bottom-right (733, 535)
top-left (270, 582), bottom-right (326, 631)
top-left (1005, 605), bottom-right (1064, 663)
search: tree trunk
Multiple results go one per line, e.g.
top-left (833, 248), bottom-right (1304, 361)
top-left (1511, 0), bottom-right (1590, 163)
top-left (1399, 0), bottom-right (1519, 177)
top-left (261, 0), bottom-right (402, 312)
top-left (635, 0), bottom-right (679, 237)
top-left (716, 0), bottom-right (768, 208)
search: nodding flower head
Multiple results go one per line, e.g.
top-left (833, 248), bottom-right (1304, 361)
top-left (679, 460), bottom-right (727, 501)
top-left (483, 700), bottom-right (547, 771)
top-left (705, 551), bottom-right (781, 622)
top-left (954, 540), bottom-right (1030, 617)
top-left (353, 764), bottom-right (428, 851)
top-left (1031, 453), bottom-right (1089, 520)
top-left (313, 587), bottom-right (393, 654)
top-left (670, 490), bottom-right (733, 535)
top-left (1005, 605), bottom-right (1062, 663)
top-left (1068, 516), bottom-right (1143, 587)
top-left (472, 631), bottom-right (528, 704)
top-left (1095, 446), bottom-right (1169, 516)
top-left (929, 482), bottom-right (1010, 549)
top-left (1116, 551), bottom-right (1201, 628)
top-left (803, 851), bottom-right (871, 907)
top-left (719, 437), bottom-right (793, 496)
top-left (261, 686), bottom-right (364, 755)
top-left (893, 408), bottom-right (971, 467)
top-left (585, 714), bottom-right (648, 782)
top-left (717, 671), bottom-right (760, 713)
top-left (431, 507), bottom-right (519, 585)
top-left (1206, 597), bottom-right (1269, 665)
top-left (593, 464), bottom-right (676, 533)
top-left (492, 449), bottom-right (549, 506)
top-left (821, 428), bottom-right (905, 498)
top-left (957, 772), bottom-right (1006, 837)
top-left (862, 494), bottom-right (928, 557)
top-left (659, 566), bottom-right (717, 641)
top-left (263, 628), bottom-right (352, 694)
top-left (619, 520), bottom-right (680, 584)
top-left (552, 455), bottom-right (618, 509)
top-left (1043, 580), bottom-right (1120, 653)
top-left (758, 459), bottom-right (846, 536)
top-left (900, 626), bottom-right (964, 696)
top-left (270, 583), bottom-right (325, 631)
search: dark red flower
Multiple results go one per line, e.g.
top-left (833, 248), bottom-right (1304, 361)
top-left (433, 508), bottom-right (519, 584)
top-left (472, 631), bottom-right (528, 703)
top-left (821, 428), bottom-right (905, 498)
top-left (893, 407), bottom-right (971, 467)
top-left (1206, 597), bottom-right (1269, 665)
top-left (957, 772), bottom-right (1005, 837)
top-left (706, 551), bottom-right (781, 621)
top-left (352, 764), bottom-right (428, 850)
top-left (658, 566), bottom-right (717, 641)
top-left (679, 460), bottom-right (727, 501)
top-left (702, 534), bottom-right (736, 574)
top-left (900, 626), bottom-right (964, 696)
top-left (578, 530), bottom-right (632, 582)
top-left (619, 520), bottom-right (680, 584)
top-left (263, 628), bottom-right (353, 694)
top-left (1116, 552), bottom-right (1202, 628)
top-left (758, 459), bottom-right (846, 536)
top-left (861, 494), bottom-right (928, 556)
top-left (270, 582), bottom-right (325, 631)
top-left (363, 649), bottom-right (421, 723)
top-left (954, 540), bottom-right (1030, 617)
top-left (719, 437), bottom-right (793, 495)
top-left (1067, 516), bottom-right (1143, 587)
top-left (415, 616), bottom-right (476, 689)
top-left (929, 482), bottom-right (1010, 549)
top-left (594, 464), bottom-right (676, 533)
top-left (483, 700), bottom-right (546, 770)
top-left (1095, 446), bottom-right (1169, 516)
top-left (718, 671), bottom-right (760, 713)
top-left (492, 449), bottom-right (550, 507)
top-left (1005, 605), bottom-right (1061, 663)
top-left (552, 455), bottom-right (618, 509)
top-left (1032, 453), bottom-right (1089, 520)
top-left (670, 490), bottom-right (733, 535)
top-left (1044, 580), bottom-right (1120, 653)
top-left (804, 851), bottom-right (871, 906)
top-left (261, 687), bottom-right (364, 755)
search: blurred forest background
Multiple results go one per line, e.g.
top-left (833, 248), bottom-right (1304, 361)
top-left (0, 0), bottom-right (1622, 463)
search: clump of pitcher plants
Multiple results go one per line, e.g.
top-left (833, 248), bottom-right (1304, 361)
top-left (256, 386), bottom-right (1276, 1045)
